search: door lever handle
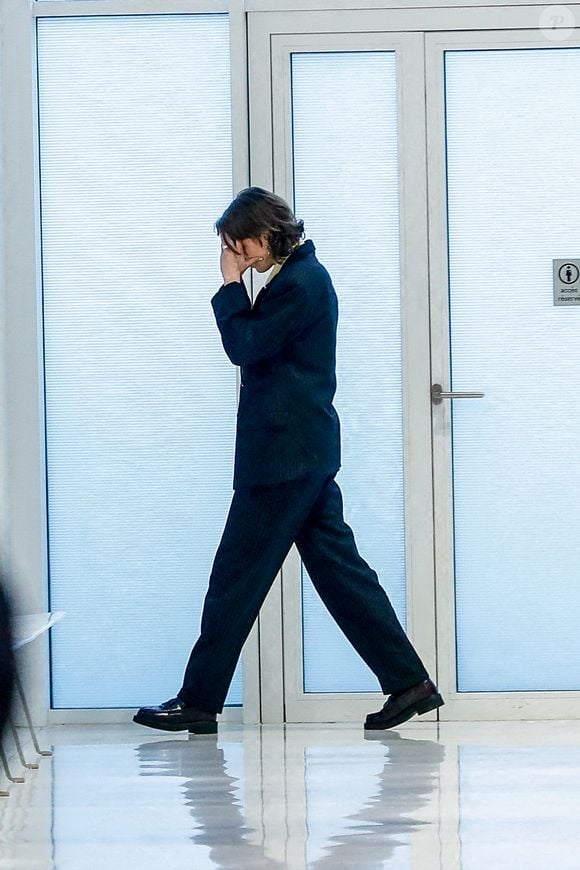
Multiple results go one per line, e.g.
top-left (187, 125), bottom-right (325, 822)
top-left (431, 383), bottom-right (485, 404)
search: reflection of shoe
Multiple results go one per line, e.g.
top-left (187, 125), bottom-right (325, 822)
top-left (364, 678), bottom-right (444, 730)
top-left (133, 697), bottom-right (218, 734)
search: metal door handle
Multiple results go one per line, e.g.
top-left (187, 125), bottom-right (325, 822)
top-left (431, 383), bottom-right (485, 404)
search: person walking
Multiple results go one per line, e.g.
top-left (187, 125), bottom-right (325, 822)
top-left (133, 187), bottom-right (444, 735)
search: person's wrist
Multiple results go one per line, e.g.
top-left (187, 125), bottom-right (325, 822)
top-left (222, 274), bottom-right (241, 285)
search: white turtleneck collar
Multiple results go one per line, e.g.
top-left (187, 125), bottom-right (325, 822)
top-left (266, 238), bottom-right (307, 282)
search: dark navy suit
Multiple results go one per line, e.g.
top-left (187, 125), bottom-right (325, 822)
top-left (177, 240), bottom-right (428, 714)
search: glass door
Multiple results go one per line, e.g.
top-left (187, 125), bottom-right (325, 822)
top-left (249, 12), bottom-right (580, 723)
top-left (248, 24), bottom-right (436, 723)
top-left (427, 30), bottom-right (580, 721)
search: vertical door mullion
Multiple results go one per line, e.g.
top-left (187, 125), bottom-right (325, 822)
top-left (246, 11), bottom-right (288, 724)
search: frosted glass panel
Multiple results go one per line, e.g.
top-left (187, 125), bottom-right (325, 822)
top-left (291, 53), bottom-right (406, 693)
top-left (38, 15), bottom-right (243, 707)
top-left (446, 48), bottom-right (580, 692)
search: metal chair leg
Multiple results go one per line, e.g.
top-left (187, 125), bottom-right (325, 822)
top-left (13, 666), bottom-right (52, 757)
top-left (0, 740), bottom-right (25, 787)
top-left (8, 715), bottom-right (39, 769)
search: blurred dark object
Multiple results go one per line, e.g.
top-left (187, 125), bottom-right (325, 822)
top-left (0, 578), bottom-right (16, 739)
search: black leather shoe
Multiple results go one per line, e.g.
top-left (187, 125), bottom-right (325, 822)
top-left (133, 697), bottom-right (218, 734)
top-left (364, 678), bottom-right (444, 730)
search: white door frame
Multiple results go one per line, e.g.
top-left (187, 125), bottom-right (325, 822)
top-left (248, 7), bottom-right (580, 723)
top-left (426, 26), bottom-right (580, 721)
top-left (1, 0), bottom-right (257, 727)
top-left (247, 19), bottom-right (436, 723)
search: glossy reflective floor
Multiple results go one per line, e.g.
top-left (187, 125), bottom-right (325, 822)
top-left (2, 719), bottom-right (580, 869)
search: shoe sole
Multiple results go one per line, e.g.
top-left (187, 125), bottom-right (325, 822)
top-left (132, 713), bottom-right (218, 734)
top-left (364, 692), bottom-right (445, 730)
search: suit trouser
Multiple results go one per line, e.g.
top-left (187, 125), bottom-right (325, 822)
top-left (177, 472), bottom-right (429, 714)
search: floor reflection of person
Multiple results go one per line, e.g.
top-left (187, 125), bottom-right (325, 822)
top-left (133, 731), bottom-right (445, 868)
top-left (308, 733), bottom-right (446, 868)
top-left (136, 737), bottom-right (285, 870)
top-left (133, 187), bottom-right (444, 736)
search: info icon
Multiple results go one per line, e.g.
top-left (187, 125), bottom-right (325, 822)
top-left (553, 258), bottom-right (580, 305)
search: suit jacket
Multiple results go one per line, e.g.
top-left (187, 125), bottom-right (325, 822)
top-left (211, 238), bottom-right (341, 488)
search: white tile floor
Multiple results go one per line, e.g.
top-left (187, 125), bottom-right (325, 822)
top-left (2, 719), bottom-right (580, 869)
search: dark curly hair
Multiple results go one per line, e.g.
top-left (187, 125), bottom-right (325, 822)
top-left (214, 187), bottom-right (305, 264)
